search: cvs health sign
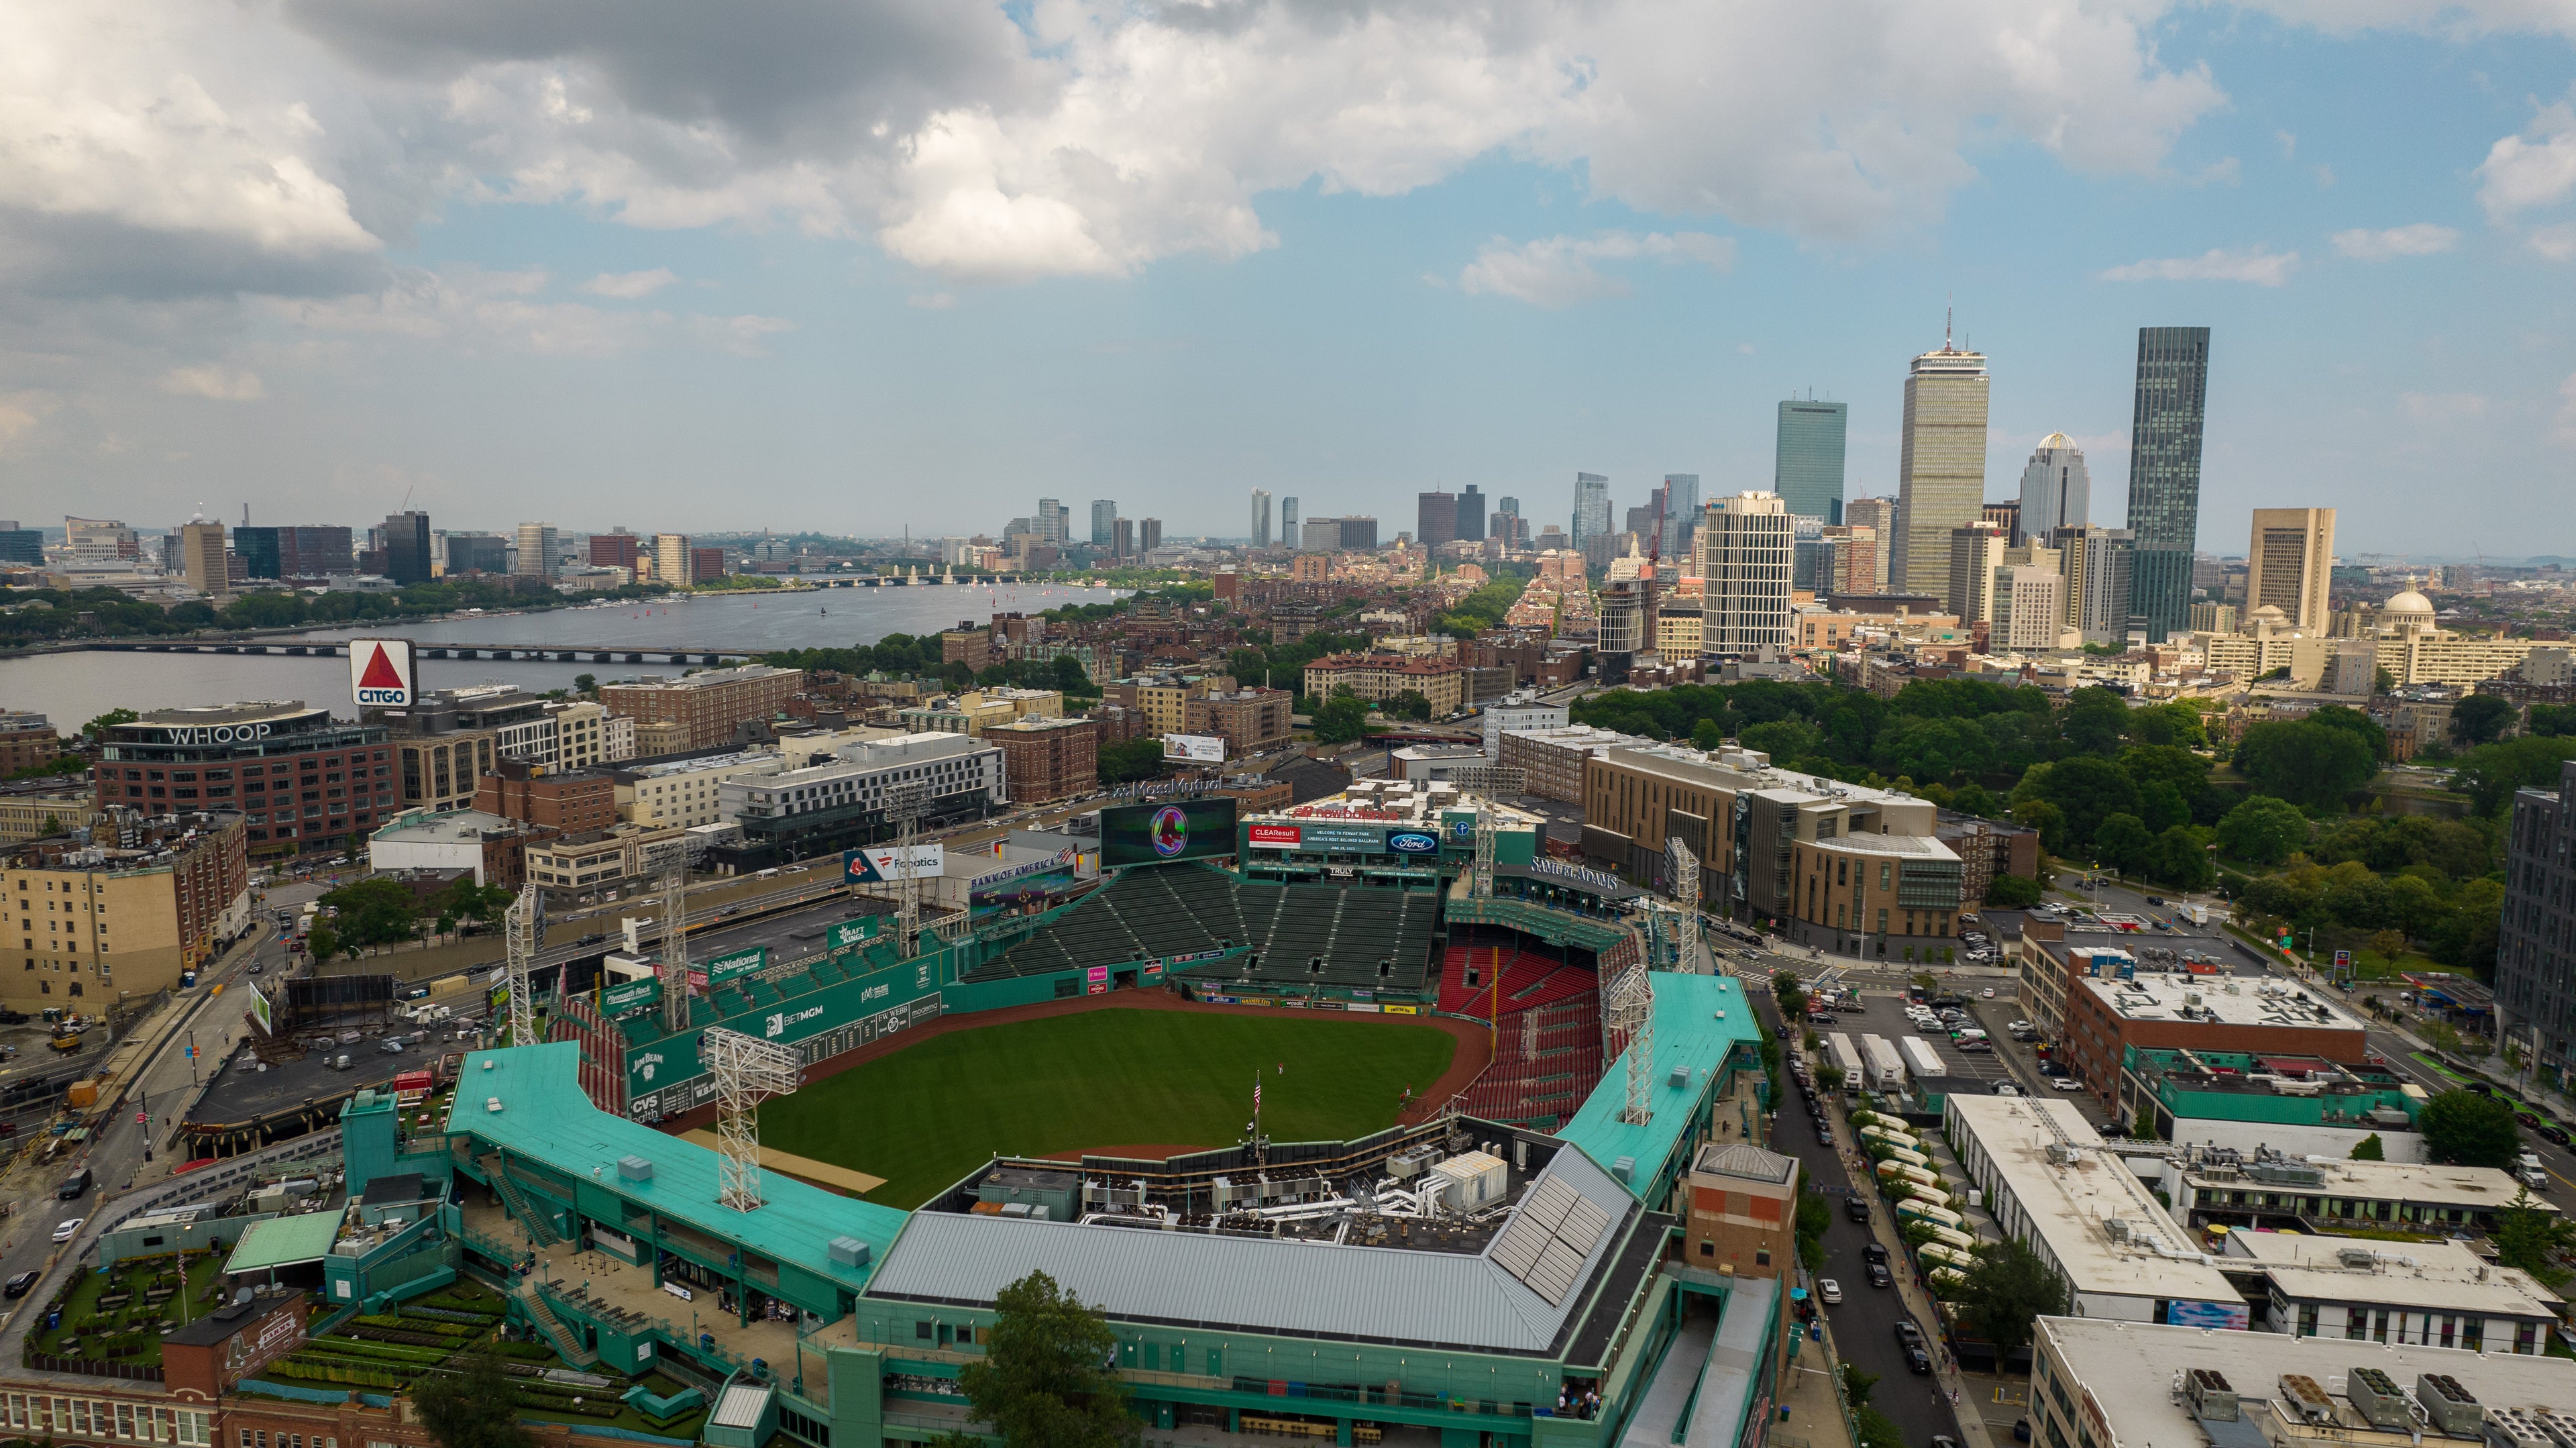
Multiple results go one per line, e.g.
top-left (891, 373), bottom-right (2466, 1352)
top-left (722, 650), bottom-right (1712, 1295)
top-left (350, 638), bottom-right (419, 707)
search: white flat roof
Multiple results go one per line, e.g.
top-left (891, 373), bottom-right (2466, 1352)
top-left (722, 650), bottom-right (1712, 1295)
top-left (1947, 1094), bottom-right (2238, 1303)
top-left (2178, 1153), bottom-right (2551, 1212)
top-left (2076, 972), bottom-right (2365, 1031)
top-left (2037, 1316), bottom-right (2576, 1448)
top-left (2223, 1230), bottom-right (2563, 1316)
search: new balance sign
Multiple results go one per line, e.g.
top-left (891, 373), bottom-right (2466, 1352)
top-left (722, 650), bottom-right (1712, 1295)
top-left (350, 638), bottom-right (418, 707)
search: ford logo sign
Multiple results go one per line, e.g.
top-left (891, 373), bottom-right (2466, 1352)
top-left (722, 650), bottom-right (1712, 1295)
top-left (1387, 831), bottom-right (1440, 854)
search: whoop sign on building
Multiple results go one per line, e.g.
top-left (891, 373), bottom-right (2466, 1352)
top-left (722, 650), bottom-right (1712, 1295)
top-left (350, 638), bottom-right (419, 708)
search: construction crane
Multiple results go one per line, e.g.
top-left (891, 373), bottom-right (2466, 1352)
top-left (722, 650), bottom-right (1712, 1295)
top-left (700, 1026), bottom-right (803, 1212)
top-left (502, 883), bottom-right (543, 1048)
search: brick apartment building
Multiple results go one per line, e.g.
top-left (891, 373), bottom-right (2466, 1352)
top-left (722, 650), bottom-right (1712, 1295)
top-left (474, 760), bottom-right (618, 833)
top-left (95, 703), bottom-right (392, 855)
top-left (2031, 943), bottom-right (2373, 1116)
top-left (987, 716), bottom-right (1099, 803)
top-left (941, 624), bottom-right (994, 671)
top-left (3, 809), bottom-right (249, 1008)
top-left (0, 710), bottom-right (61, 776)
top-left (1183, 688), bottom-right (1294, 756)
top-left (600, 666), bottom-right (802, 752)
top-left (1300, 654), bottom-right (1468, 715)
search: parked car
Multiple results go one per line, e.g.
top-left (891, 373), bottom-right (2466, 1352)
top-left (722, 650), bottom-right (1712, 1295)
top-left (3, 1270), bottom-right (37, 1298)
top-left (2053, 1078), bottom-right (2085, 1091)
top-left (1894, 1320), bottom-right (1925, 1348)
top-left (1959, 1040), bottom-right (1994, 1053)
top-left (2015, 1422), bottom-right (2034, 1443)
top-left (1867, 1261), bottom-right (1892, 1288)
top-left (1904, 1345), bottom-right (1933, 1375)
top-left (1863, 1243), bottom-right (1888, 1265)
top-left (51, 1218), bottom-right (83, 1243)
top-left (1818, 1279), bottom-right (1843, 1304)
top-left (1845, 1197), bottom-right (1873, 1223)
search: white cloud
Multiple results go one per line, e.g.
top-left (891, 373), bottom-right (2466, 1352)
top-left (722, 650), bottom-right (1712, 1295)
top-left (688, 313), bottom-right (795, 356)
top-left (2330, 223), bottom-right (2461, 259)
top-left (157, 364), bottom-right (266, 401)
top-left (1458, 231), bottom-right (1734, 308)
top-left (267, 266), bottom-right (777, 357)
top-left (2097, 246), bottom-right (2300, 285)
top-left (2400, 391), bottom-right (2488, 423)
top-left (578, 267), bottom-right (678, 297)
top-left (2477, 101), bottom-right (2576, 219)
top-left (2529, 223), bottom-right (2576, 261)
top-left (0, 392), bottom-right (59, 443)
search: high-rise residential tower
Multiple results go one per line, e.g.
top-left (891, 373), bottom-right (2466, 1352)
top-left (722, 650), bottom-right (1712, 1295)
top-left (1695, 492), bottom-right (1795, 657)
top-left (178, 518), bottom-right (227, 597)
top-left (2017, 435), bottom-right (2091, 543)
top-left (1090, 500), bottom-right (1118, 548)
top-left (1571, 473), bottom-right (1611, 554)
top-left (2245, 507), bottom-right (2336, 635)
top-left (2125, 325), bottom-right (2212, 641)
top-left (1774, 400), bottom-right (1848, 524)
top-left (1947, 521), bottom-right (2008, 625)
top-left (1658, 474), bottom-right (1700, 561)
top-left (1281, 497), bottom-right (1299, 541)
top-left (2046, 526), bottom-right (2137, 646)
top-left (1249, 490), bottom-right (1272, 549)
top-left (1458, 485), bottom-right (1487, 543)
top-left (1416, 491), bottom-right (1458, 548)
top-left (1842, 498), bottom-right (1894, 591)
top-left (1893, 335), bottom-right (1990, 609)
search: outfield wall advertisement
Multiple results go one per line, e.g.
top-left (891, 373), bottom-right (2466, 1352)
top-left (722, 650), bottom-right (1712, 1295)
top-left (705, 946), bottom-right (767, 986)
top-left (624, 953), bottom-right (949, 1115)
top-left (1100, 797), bottom-right (1238, 866)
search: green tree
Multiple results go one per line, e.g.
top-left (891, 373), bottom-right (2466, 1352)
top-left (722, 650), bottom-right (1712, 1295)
top-left (2449, 735), bottom-right (2576, 817)
top-left (2531, 703), bottom-right (2576, 737)
top-left (2151, 825), bottom-right (2216, 890)
top-left (2059, 687), bottom-right (2131, 756)
top-left (316, 878), bottom-right (427, 951)
top-left (2214, 794), bottom-right (2311, 865)
top-left (1839, 1363), bottom-right (1878, 1410)
top-left (1794, 1189), bottom-right (1831, 1272)
top-left (1951, 1237), bottom-right (2068, 1366)
top-left (1815, 1064), bottom-right (1847, 1094)
top-left (2235, 720), bottom-right (2378, 809)
top-left (414, 1347), bottom-right (537, 1448)
top-left (2418, 1090), bottom-right (2521, 1168)
top-left (2349, 1133), bottom-right (2385, 1161)
top-left (2126, 703), bottom-right (2208, 749)
top-left (2449, 693), bottom-right (2516, 747)
top-left (1772, 972), bottom-right (1806, 1013)
top-left (1985, 873), bottom-right (2043, 909)
top-left (1310, 690), bottom-right (1372, 745)
top-left (2493, 1187), bottom-right (2576, 1290)
top-left (2094, 813), bottom-right (2153, 876)
top-left (955, 1270), bottom-right (1136, 1448)
top-left (2016, 756), bottom-right (2140, 856)
top-left (2308, 705), bottom-right (2392, 763)
top-left (1096, 738), bottom-right (1165, 786)
top-left (82, 707), bottom-right (139, 740)
top-left (572, 672), bottom-right (596, 694)
top-left (306, 923), bottom-right (341, 961)
top-left (1386, 689), bottom-right (1432, 722)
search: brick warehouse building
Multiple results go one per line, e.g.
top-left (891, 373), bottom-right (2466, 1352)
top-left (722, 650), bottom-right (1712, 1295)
top-left (473, 759), bottom-right (618, 833)
top-left (987, 715), bottom-right (1098, 803)
top-left (598, 665), bottom-right (801, 752)
top-left (96, 703), bottom-right (392, 856)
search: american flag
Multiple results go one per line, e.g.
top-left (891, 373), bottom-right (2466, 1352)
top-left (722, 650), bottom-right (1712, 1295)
top-left (1253, 1076), bottom-right (1262, 1115)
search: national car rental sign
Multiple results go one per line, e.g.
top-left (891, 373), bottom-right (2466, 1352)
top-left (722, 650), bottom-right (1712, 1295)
top-left (350, 637), bottom-right (418, 707)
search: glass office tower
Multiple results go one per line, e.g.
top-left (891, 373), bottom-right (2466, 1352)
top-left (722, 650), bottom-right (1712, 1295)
top-left (1774, 400), bottom-right (1847, 525)
top-left (2125, 325), bottom-right (2210, 641)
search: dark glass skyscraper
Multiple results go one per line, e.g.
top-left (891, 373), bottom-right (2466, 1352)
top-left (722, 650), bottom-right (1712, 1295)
top-left (382, 509), bottom-right (432, 586)
top-left (2125, 325), bottom-right (2210, 641)
top-left (1457, 485), bottom-right (1486, 542)
top-left (1774, 399), bottom-right (1847, 524)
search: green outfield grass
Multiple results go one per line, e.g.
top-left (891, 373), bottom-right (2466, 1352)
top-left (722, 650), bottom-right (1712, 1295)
top-left (757, 1007), bottom-right (1459, 1209)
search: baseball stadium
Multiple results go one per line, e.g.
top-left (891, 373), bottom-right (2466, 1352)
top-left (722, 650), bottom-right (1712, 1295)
top-left (231, 786), bottom-right (1790, 1448)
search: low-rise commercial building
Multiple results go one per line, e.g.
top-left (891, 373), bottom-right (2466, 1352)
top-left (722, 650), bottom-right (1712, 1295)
top-left (1479, 699), bottom-right (1569, 759)
top-left (715, 732), bottom-right (1004, 868)
top-left (1181, 687), bottom-right (1294, 756)
top-left (1945, 1093), bottom-right (2246, 1326)
top-left (366, 808), bottom-right (537, 888)
top-left (2029, 1316), bottom-right (2576, 1448)
top-left (600, 664), bottom-right (802, 752)
top-left (2125, 1046), bottom-right (2427, 1161)
top-left (2036, 947), bottom-right (2370, 1114)
top-left (523, 822), bottom-right (687, 891)
top-left (616, 749), bottom-right (783, 830)
top-left (896, 688), bottom-right (1063, 737)
top-left (1106, 674), bottom-right (1224, 735)
top-left (473, 760), bottom-right (619, 834)
top-left (3, 810), bottom-right (250, 1007)
top-left (95, 701), bottom-right (392, 854)
top-left (2160, 1148), bottom-right (2552, 1239)
top-left (2221, 1229), bottom-right (2563, 1353)
top-left (1497, 723), bottom-right (1651, 802)
top-left (0, 779), bottom-right (104, 843)
top-left (0, 710), bottom-right (61, 775)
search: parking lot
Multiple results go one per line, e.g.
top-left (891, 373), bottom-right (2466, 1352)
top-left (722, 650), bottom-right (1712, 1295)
top-left (1812, 988), bottom-right (2025, 1090)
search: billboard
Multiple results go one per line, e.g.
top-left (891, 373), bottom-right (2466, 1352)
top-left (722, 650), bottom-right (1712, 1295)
top-left (826, 917), bottom-right (877, 950)
top-left (1385, 830), bottom-right (1441, 856)
top-left (1100, 796), bottom-right (1238, 866)
top-left (1246, 823), bottom-right (1302, 848)
top-left (2165, 1299), bottom-right (2250, 1331)
top-left (705, 946), bottom-right (767, 986)
top-left (1161, 733), bottom-right (1228, 764)
top-left (844, 844), bottom-right (947, 884)
top-left (246, 982), bottom-right (273, 1035)
top-left (601, 977), bottom-right (661, 1015)
top-left (349, 638), bottom-right (419, 708)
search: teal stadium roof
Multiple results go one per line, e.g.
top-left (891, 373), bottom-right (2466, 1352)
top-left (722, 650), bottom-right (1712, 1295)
top-left (447, 1041), bottom-right (907, 1289)
top-left (1558, 972), bottom-right (1764, 1196)
top-left (224, 1209), bottom-right (346, 1274)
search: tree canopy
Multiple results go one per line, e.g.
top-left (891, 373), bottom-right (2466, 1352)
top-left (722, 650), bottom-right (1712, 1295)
top-left (414, 1347), bottom-right (537, 1448)
top-left (955, 1270), bottom-right (1136, 1448)
top-left (2418, 1090), bottom-right (2521, 1169)
top-left (1952, 1237), bottom-right (2068, 1366)
top-left (2235, 721), bottom-right (2379, 809)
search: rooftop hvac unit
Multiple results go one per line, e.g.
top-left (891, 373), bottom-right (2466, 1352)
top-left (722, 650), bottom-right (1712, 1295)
top-left (999, 1202), bottom-right (1032, 1218)
top-left (2102, 1218), bottom-right (2130, 1242)
top-left (2345, 1367), bottom-right (2411, 1431)
top-left (1668, 1064), bottom-right (1690, 1088)
top-left (2336, 1247), bottom-right (2378, 1268)
top-left (1612, 1155), bottom-right (1636, 1184)
top-left (2526, 1410), bottom-right (2576, 1448)
top-left (619, 1156), bottom-right (654, 1182)
top-left (2484, 1408), bottom-right (2555, 1448)
top-left (2184, 1368), bottom-right (2238, 1423)
top-left (2276, 1375), bottom-right (2335, 1426)
top-left (2414, 1374), bottom-right (2480, 1437)
top-left (826, 1236), bottom-right (871, 1268)
top-left (1388, 1150), bottom-right (1434, 1180)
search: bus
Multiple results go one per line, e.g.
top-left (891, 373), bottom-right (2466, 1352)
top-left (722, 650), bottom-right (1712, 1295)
top-left (1895, 1199), bottom-right (1968, 1232)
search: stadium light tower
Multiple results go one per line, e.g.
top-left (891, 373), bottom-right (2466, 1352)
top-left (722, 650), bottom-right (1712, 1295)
top-left (1601, 951), bottom-right (1655, 1126)
top-left (1666, 835), bottom-right (1702, 973)
top-left (656, 842), bottom-right (693, 1033)
top-left (502, 884), bottom-right (544, 1048)
top-left (702, 1025), bottom-right (802, 1212)
top-left (891, 782), bottom-right (926, 955)
top-left (1471, 805), bottom-right (1497, 900)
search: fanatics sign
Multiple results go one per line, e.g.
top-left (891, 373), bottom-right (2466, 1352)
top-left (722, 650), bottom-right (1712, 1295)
top-left (350, 638), bottom-right (419, 707)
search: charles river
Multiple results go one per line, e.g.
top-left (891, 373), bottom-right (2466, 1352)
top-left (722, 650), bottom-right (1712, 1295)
top-left (0, 582), bottom-right (1127, 728)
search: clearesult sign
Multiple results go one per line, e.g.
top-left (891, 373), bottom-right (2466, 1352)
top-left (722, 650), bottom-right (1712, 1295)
top-left (349, 638), bottom-right (419, 708)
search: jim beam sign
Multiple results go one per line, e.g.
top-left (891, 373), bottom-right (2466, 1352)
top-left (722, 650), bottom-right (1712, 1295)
top-left (350, 637), bottom-right (419, 709)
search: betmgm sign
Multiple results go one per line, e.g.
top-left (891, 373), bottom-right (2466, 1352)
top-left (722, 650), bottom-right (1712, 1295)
top-left (350, 638), bottom-right (419, 709)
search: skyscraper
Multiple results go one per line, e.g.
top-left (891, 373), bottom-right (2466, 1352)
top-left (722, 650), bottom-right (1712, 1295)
top-left (1034, 499), bottom-right (1070, 545)
top-left (1457, 485), bottom-right (1487, 543)
top-left (1090, 500), bottom-right (1118, 548)
top-left (2017, 434), bottom-right (2091, 542)
top-left (1893, 335), bottom-right (1989, 610)
top-left (2246, 507), bottom-right (2336, 634)
top-left (1571, 473), bottom-right (1611, 554)
top-left (1112, 517), bottom-right (1134, 559)
top-left (1249, 490), bottom-right (1272, 550)
top-left (1417, 491), bottom-right (1458, 548)
top-left (179, 519), bottom-right (227, 597)
top-left (2047, 526), bottom-right (2137, 645)
top-left (1947, 522), bottom-right (2007, 625)
top-left (515, 522), bottom-right (559, 577)
top-left (1774, 401), bottom-right (1848, 524)
top-left (1843, 498), bottom-right (1895, 591)
top-left (1695, 493), bottom-right (1795, 658)
top-left (1281, 497), bottom-right (1299, 541)
top-left (1139, 519), bottom-right (1163, 554)
top-left (2125, 325), bottom-right (2212, 641)
top-left (382, 510), bottom-right (431, 586)
top-left (1658, 474), bottom-right (1700, 561)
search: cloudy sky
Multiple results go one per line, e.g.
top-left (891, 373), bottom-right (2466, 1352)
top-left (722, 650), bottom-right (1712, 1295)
top-left (5, 0), bottom-right (2575, 556)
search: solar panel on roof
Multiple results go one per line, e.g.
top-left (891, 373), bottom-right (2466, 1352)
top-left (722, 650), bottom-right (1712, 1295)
top-left (1490, 1212), bottom-right (1548, 1277)
top-left (1525, 1237), bottom-right (1587, 1305)
top-left (1556, 1194), bottom-right (1612, 1256)
top-left (1524, 1176), bottom-right (1580, 1231)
